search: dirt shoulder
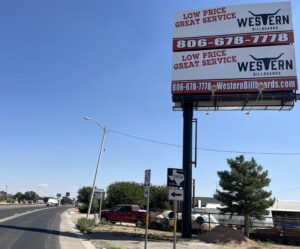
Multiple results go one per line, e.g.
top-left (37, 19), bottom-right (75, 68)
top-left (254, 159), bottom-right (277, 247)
top-left (68, 208), bottom-right (299, 249)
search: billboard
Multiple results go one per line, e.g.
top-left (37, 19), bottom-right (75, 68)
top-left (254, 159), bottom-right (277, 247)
top-left (173, 2), bottom-right (293, 50)
top-left (172, 45), bottom-right (297, 94)
top-left (172, 2), bottom-right (297, 99)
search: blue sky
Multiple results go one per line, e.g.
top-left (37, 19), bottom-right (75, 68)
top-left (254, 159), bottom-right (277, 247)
top-left (1, 0), bottom-right (300, 200)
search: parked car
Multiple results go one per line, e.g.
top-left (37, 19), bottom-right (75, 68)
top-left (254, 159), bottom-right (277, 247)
top-left (101, 204), bottom-right (146, 227)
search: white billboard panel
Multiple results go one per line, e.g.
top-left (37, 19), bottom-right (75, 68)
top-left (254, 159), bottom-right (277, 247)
top-left (173, 2), bottom-right (293, 50)
top-left (172, 45), bottom-right (297, 94)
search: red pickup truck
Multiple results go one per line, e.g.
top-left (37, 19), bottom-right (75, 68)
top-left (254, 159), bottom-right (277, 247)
top-left (101, 204), bottom-right (147, 227)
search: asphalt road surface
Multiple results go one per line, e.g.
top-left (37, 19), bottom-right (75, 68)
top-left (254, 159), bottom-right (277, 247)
top-left (0, 206), bottom-right (69, 249)
top-left (0, 205), bottom-right (48, 220)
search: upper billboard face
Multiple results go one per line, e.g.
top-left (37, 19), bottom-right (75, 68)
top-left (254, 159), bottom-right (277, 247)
top-left (172, 45), bottom-right (297, 94)
top-left (173, 2), bottom-right (293, 50)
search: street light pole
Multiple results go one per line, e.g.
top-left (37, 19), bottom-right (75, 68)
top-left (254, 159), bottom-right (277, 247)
top-left (84, 116), bottom-right (107, 219)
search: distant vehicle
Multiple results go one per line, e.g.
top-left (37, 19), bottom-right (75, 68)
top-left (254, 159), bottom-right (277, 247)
top-left (101, 204), bottom-right (146, 227)
top-left (46, 198), bottom-right (58, 207)
top-left (37, 200), bottom-right (44, 204)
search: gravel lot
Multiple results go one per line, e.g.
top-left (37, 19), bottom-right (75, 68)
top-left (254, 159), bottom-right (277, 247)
top-left (68, 208), bottom-right (300, 249)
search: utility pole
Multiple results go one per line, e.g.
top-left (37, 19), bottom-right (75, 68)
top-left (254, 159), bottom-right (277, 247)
top-left (84, 116), bottom-right (107, 219)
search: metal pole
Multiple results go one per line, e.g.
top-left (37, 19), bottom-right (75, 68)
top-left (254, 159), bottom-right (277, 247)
top-left (5, 185), bottom-right (8, 203)
top-left (192, 179), bottom-right (195, 208)
top-left (173, 200), bottom-right (177, 249)
top-left (144, 187), bottom-right (150, 249)
top-left (87, 126), bottom-right (107, 219)
top-left (182, 103), bottom-right (193, 238)
top-left (99, 194), bottom-right (103, 222)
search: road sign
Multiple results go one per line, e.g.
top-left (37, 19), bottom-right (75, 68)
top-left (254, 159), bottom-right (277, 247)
top-left (95, 188), bottom-right (104, 193)
top-left (167, 168), bottom-right (184, 188)
top-left (95, 188), bottom-right (105, 199)
top-left (56, 193), bottom-right (62, 198)
top-left (168, 189), bottom-right (184, 201)
top-left (144, 169), bottom-right (151, 186)
top-left (144, 186), bottom-right (150, 198)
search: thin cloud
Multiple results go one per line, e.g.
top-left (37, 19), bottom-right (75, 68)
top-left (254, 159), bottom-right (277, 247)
top-left (37, 183), bottom-right (50, 188)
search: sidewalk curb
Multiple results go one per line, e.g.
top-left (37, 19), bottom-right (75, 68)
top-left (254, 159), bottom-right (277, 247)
top-left (60, 209), bottom-right (97, 249)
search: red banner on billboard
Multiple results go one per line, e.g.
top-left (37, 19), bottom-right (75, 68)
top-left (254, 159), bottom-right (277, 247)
top-left (172, 77), bottom-right (298, 94)
top-left (173, 31), bottom-right (294, 51)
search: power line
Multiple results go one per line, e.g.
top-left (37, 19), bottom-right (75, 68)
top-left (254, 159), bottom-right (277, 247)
top-left (109, 129), bottom-right (182, 148)
top-left (274, 187), bottom-right (300, 195)
top-left (199, 148), bottom-right (300, 155)
top-left (108, 129), bottom-right (300, 156)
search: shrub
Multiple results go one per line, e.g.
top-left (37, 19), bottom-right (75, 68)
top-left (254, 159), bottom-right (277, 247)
top-left (76, 217), bottom-right (94, 233)
top-left (78, 201), bottom-right (99, 214)
top-left (78, 203), bottom-right (88, 213)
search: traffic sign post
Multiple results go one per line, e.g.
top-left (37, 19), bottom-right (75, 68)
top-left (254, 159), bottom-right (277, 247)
top-left (168, 188), bottom-right (182, 249)
top-left (168, 188), bottom-right (184, 201)
top-left (144, 169), bottom-right (151, 249)
top-left (144, 186), bottom-right (150, 198)
top-left (144, 169), bottom-right (151, 186)
top-left (167, 168), bottom-right (184, 188)
top-left (167, 168), bottom-right (185, 244)
top-left (56, 193), bottom-right (62, 206)
top-left (95, 189), bottom-right (105, 222)
top-left (173, 200), bottom-right (177, 249)
top-left (95, 188), bottom-right (105, 198)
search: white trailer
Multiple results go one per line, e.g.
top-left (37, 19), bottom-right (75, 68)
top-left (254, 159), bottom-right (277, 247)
top-left (46, 198), bottom-right (58, 207)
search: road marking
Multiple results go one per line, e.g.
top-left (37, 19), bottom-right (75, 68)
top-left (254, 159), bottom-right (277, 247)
top-left (0, 208), bottom-right (50, 223)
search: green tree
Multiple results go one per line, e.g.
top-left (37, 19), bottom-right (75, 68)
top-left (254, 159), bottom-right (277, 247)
top-left (24, 191), bottom-right (39, 203)
top-left (215, 155), bottom-right (274, 237)
top-left (77, 186), bottom-right (92, 204)
top-left (105, 182), bottom-right (144, 208)
top-left (61, 196), bottom-right (73, 205)
top-left (14, 192), bottom-right (25, 203)
top-left (77, 186), bottom-right (99, 213)
top-left (150, 185), bottom-right (171, 210)
top-left (105, 181), bottom-right (171, 210)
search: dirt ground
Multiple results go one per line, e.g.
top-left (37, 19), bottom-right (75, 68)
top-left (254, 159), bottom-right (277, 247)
top-left (68, 209), bottom-right (300, 249)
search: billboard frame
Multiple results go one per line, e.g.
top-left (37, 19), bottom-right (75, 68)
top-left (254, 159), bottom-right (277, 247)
top-left (172, 91), bottom-right (299, 111)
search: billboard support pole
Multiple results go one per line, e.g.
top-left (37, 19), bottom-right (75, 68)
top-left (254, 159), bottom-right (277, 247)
top-left (182, 102), bottom-right (193, 238)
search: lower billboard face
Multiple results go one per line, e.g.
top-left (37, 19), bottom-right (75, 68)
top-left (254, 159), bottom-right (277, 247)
top-left (172, 45), bottom-right (297, 94)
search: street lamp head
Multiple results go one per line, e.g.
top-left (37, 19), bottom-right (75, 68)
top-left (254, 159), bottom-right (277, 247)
top-left (83, 116), bottom-right (105, 130)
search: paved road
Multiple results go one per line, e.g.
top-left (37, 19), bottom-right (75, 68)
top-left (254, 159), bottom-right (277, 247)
top-left (0, 206), bottom-right (70, 249)
top-left (0, 205), bottom-right (47, 220)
